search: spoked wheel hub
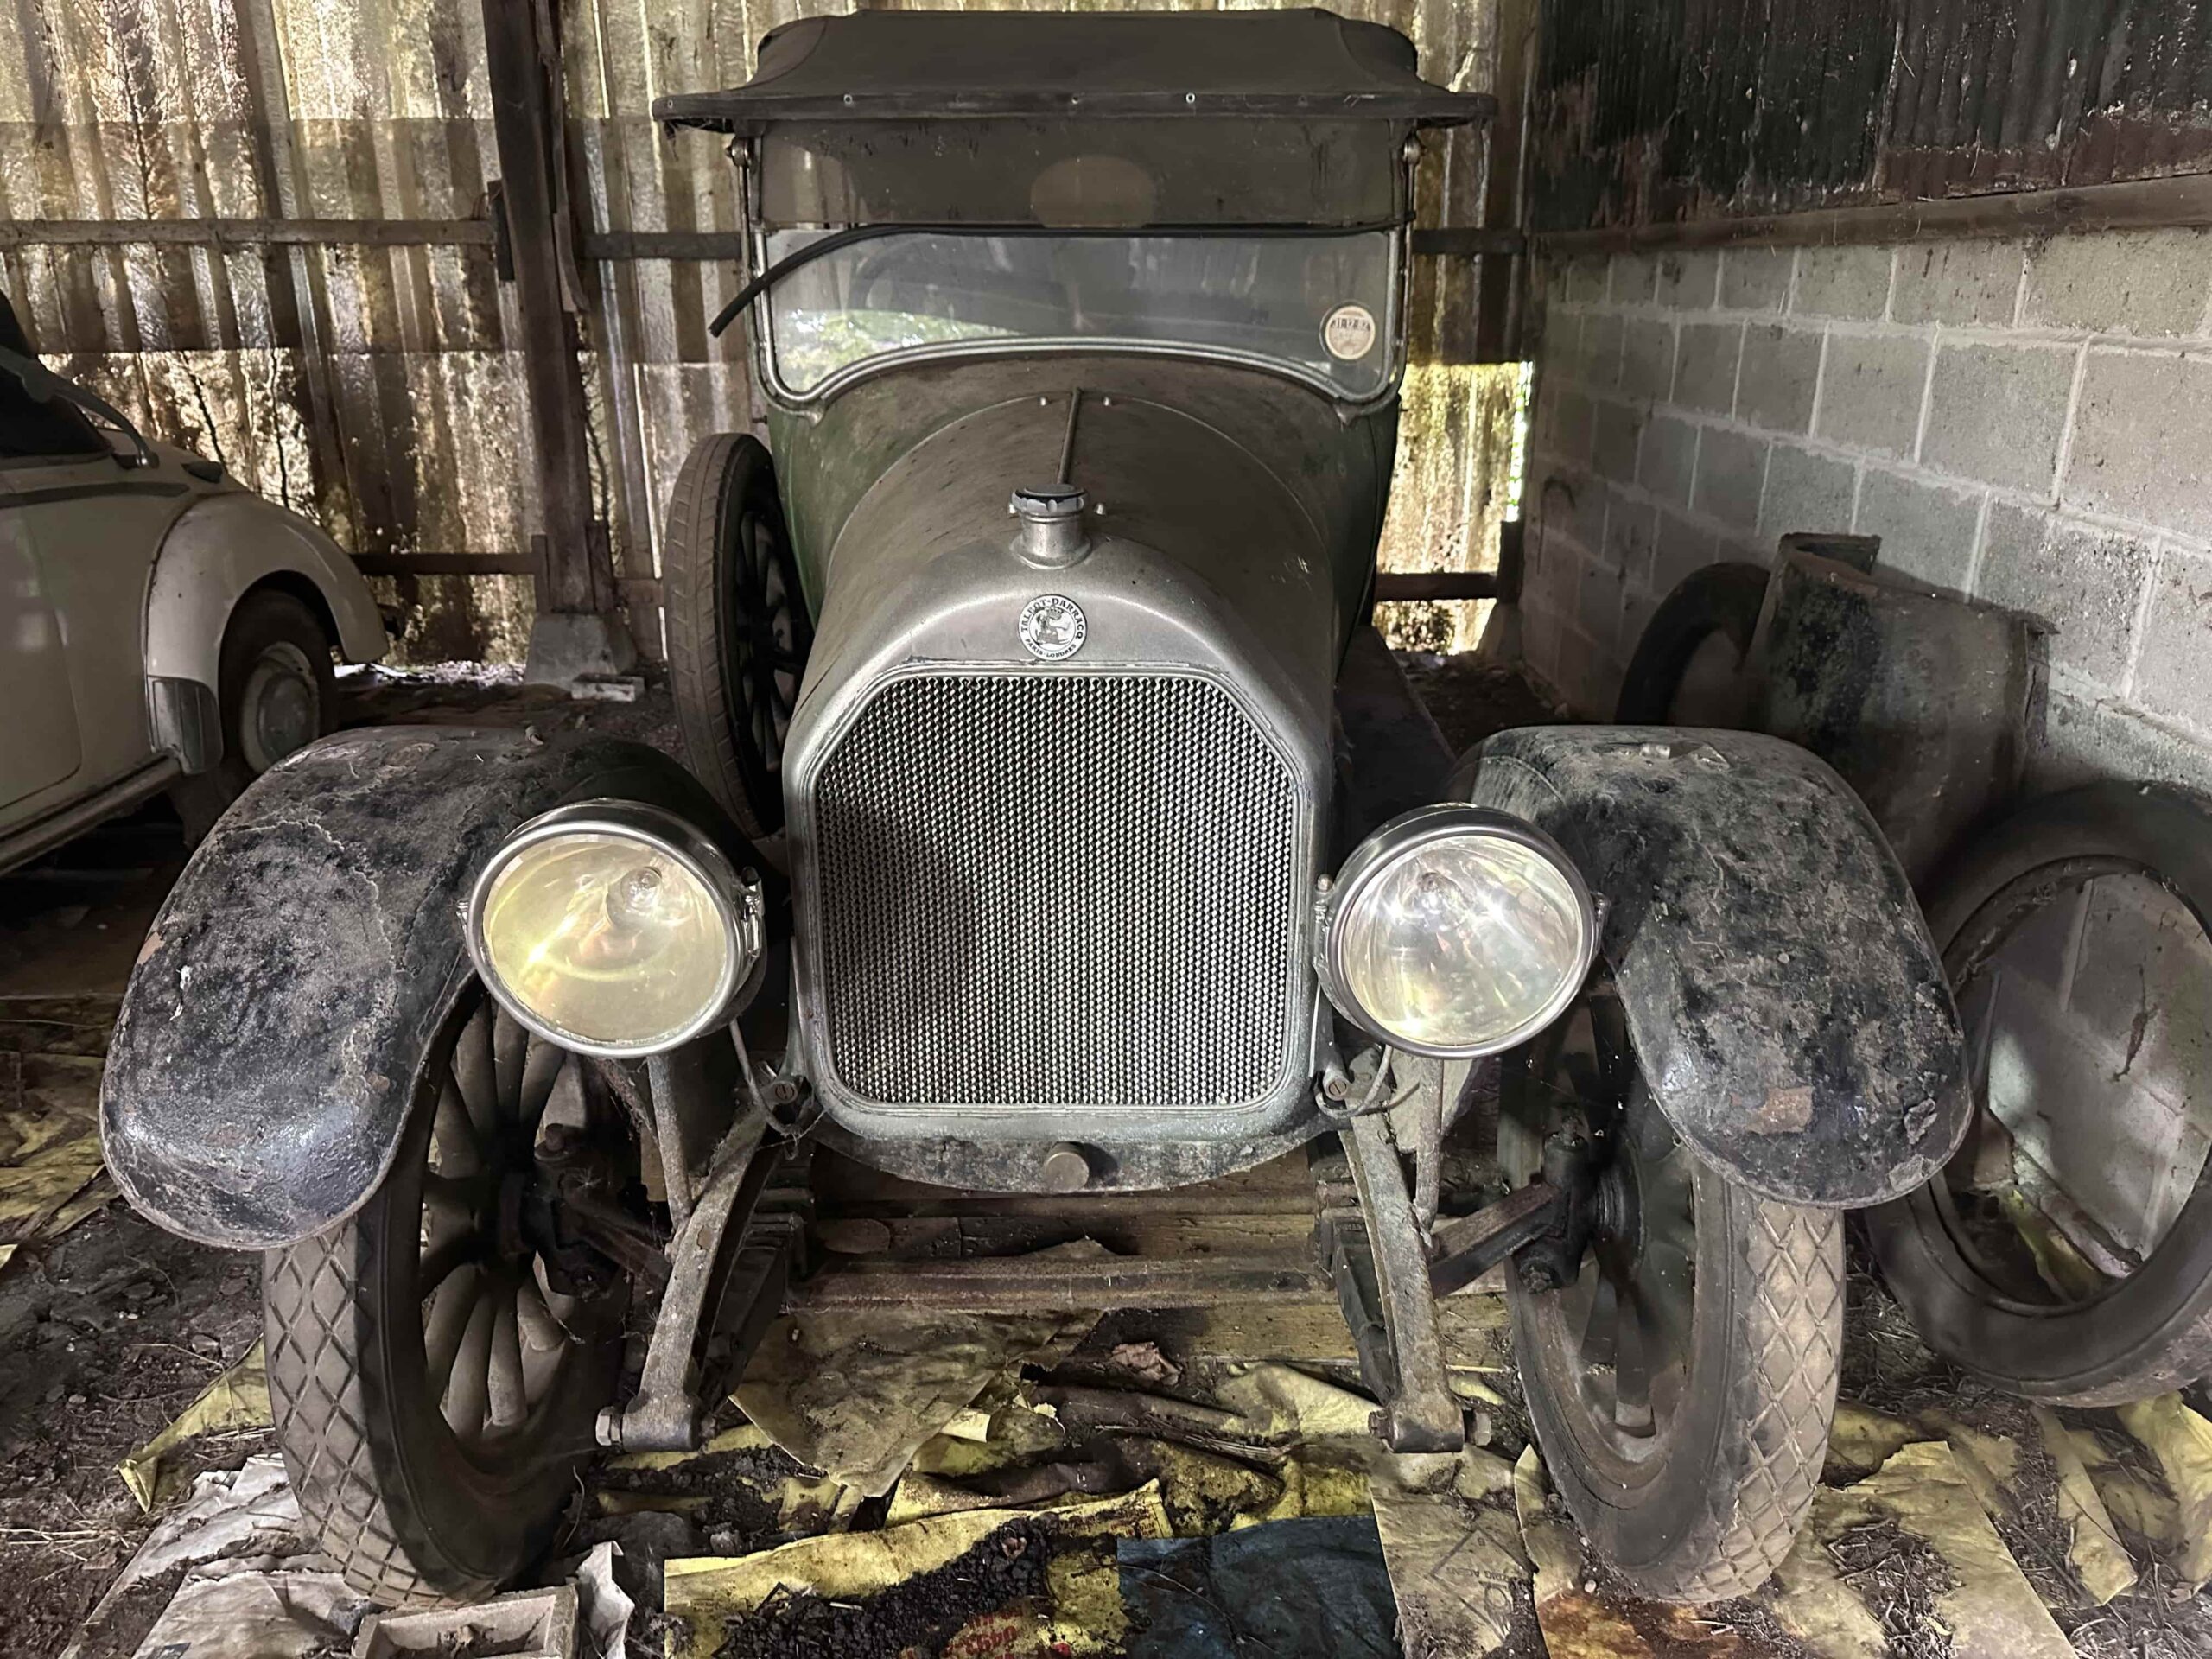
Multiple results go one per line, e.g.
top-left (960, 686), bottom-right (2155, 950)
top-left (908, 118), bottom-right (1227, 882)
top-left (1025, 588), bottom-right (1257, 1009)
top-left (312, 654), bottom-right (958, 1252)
top-left (415, 995), bottom-right (634, 1452)
top-left (725, 507), bottom-right (805, 786)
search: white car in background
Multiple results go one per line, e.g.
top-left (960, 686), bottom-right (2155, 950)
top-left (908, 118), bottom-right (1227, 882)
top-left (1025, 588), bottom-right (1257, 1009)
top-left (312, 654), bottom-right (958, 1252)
top-left (0, 293), bottom-right (385, 873)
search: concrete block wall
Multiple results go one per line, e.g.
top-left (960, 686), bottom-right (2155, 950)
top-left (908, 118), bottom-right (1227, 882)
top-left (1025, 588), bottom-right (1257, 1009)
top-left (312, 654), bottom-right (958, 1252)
top-left (1518, 227), bottom-right (2212, 795)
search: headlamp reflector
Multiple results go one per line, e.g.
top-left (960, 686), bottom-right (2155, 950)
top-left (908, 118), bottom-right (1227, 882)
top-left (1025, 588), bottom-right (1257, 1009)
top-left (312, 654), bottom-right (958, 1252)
top-left (1321, 804), bottom-right (1595, 1058)
top-left (467, 803), bottom-right (760, 1058)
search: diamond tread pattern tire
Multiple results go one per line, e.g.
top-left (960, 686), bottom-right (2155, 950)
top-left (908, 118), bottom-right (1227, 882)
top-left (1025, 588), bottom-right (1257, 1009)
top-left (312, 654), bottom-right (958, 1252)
top-left (1515, 1183), bottom-right (1844, 1604)
top-left (263, 1084), bottom-right (617, 1607)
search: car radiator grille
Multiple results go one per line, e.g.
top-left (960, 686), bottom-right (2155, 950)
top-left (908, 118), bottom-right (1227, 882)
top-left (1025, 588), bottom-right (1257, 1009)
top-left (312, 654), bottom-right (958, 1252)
top-left (809, 672), bottom-right (1304, 1109)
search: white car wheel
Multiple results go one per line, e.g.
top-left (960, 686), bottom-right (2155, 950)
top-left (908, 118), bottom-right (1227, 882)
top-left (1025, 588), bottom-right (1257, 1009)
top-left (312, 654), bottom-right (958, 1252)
top-left (238, 639), bottom-right (323, 773)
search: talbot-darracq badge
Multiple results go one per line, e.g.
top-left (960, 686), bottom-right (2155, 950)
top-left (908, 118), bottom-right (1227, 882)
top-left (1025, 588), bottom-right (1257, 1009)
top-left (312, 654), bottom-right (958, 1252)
top-left (1019, 594), bottom-right (1087, 661)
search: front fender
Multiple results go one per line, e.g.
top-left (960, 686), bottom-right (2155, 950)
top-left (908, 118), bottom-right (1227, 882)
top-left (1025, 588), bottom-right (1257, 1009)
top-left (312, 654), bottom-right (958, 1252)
top-left (101, 728), bottom-right (741, 1249)
top-left (1456, 726), bottom-right (1968, 1207)
top-left (145, 492), bottom-right (389, 690)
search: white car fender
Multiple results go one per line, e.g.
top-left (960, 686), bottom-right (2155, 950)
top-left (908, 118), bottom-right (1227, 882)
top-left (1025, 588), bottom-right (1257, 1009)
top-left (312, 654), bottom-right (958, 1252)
top-left (143, 489), bottom-right (387, 691)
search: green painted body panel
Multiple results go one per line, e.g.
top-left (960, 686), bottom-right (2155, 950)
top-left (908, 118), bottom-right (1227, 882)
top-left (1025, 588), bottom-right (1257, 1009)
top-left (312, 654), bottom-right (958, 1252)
top-left (765, 355), bottom-right (1399, 663)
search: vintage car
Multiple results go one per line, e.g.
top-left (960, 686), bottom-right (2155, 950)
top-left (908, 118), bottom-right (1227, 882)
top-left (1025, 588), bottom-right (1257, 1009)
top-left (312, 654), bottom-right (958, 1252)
top-left (99, 10), bottom-right (1971, 1613)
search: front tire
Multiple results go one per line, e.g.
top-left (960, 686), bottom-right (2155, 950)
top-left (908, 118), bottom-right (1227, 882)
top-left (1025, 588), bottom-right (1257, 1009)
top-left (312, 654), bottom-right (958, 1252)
top-left (664, 433), bottom-right (810, 838)
top-left (173, 588), bottom-right (336, 841)
top-left (1503, 982), bottom-right (1842, 1602)
top-left (264, 985), bottom-right (624, 1605)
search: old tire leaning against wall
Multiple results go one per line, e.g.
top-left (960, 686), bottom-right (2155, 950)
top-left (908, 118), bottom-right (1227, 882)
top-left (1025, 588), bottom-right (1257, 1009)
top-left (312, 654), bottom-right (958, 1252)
top-left (1500, 974), bottom-right (1843, 1603)
top-left (664, 433), bottom-right (812, 837)
top-left (1612, 561), bottom-right (1769, 728)
top-left (1866, 782), bottom-right (2212, 1405)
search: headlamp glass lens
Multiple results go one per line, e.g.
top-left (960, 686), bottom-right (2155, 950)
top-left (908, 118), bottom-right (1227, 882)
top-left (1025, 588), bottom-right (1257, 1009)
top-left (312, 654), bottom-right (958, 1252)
top-left (1338, 834), bottom-right (1588, 1053)
top-left (478, 832), bottom-right (734, 1052)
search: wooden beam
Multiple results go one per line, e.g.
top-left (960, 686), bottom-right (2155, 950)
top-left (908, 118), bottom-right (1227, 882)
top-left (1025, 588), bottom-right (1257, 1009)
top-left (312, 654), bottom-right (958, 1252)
top-left (1372, 570), bottom-right (1503, 602)
top-left (480, 0), bottom-right (612, 620)
top-left (0, 217), bottom-right (493, 250)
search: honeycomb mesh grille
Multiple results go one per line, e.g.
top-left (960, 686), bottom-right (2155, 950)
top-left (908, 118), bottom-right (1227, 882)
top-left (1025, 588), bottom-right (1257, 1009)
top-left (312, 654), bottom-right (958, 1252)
top-left (810, 673), bottom-right (1302, 1109)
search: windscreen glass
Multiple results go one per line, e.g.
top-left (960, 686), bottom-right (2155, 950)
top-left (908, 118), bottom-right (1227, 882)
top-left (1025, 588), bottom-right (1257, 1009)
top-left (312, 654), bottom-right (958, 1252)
top-left (761, 229), bottom-right (1396, 399)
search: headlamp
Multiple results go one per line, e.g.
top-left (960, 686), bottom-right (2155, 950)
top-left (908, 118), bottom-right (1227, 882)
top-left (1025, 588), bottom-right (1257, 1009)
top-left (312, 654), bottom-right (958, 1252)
top-left (464, 801), bottom-right (764, 1058)
top-left (1318, 804), bottom-right (1597, 1058)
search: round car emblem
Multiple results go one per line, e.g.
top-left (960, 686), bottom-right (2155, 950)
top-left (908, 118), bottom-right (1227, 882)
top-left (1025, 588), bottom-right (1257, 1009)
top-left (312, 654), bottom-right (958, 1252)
top-left (1019, 594), bottom-right (1087, 661)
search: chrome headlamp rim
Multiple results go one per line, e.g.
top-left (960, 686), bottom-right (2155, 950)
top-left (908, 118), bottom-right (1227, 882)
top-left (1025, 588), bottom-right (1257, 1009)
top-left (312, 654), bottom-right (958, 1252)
top-left (463, 798), bottom-right (764, 1060)
top-left (1318, 802), bottom-right (1599, 1060)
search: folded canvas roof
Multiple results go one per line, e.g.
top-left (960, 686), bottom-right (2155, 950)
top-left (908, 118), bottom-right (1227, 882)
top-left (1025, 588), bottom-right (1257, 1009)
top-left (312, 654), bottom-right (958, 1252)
top-left (652, 10), bottom-right (1493, 133)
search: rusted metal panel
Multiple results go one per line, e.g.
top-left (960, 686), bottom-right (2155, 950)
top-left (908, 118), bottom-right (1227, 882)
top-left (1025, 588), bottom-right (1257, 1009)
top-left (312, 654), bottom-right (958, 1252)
top-left (1, 0), bottom-right (1518, 663)
top-left (1532, 0), bottom-right (2212, 235)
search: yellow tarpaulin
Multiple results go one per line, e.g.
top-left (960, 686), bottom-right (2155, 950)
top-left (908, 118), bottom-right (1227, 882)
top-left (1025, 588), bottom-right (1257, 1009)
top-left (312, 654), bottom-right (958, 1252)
top-left (2117, 1392), bottom-right (2212, 1587)
top-left (118, 1341), bottom-right (273, 1511)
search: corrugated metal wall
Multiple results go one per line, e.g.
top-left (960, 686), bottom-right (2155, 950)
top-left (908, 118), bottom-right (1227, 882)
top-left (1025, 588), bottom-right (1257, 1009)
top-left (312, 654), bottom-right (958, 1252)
top-left (0, 0), bottom-right (1520, 663)
top-left (1533, 0), bottom-right (2212, 234)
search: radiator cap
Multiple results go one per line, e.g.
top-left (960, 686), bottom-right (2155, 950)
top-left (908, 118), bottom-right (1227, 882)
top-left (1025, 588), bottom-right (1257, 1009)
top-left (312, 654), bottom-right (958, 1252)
top-left (1010, 484), bottom-right (1091, 569)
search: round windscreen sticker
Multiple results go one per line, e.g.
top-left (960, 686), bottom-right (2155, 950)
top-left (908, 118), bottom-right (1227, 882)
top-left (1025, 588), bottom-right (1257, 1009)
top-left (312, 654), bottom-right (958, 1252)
top-left (1322, 302), bottom-right (1378, 361)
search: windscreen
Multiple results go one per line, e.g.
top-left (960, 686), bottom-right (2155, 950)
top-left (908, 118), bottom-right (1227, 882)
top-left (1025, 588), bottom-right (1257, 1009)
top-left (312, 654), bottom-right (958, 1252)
top-left (761, 229), bottom-right (1397, 400)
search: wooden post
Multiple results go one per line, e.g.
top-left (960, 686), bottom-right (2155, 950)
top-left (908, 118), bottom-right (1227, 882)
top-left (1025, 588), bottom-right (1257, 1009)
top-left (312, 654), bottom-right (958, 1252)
top-left (482, 0), bottom-right (633, 677)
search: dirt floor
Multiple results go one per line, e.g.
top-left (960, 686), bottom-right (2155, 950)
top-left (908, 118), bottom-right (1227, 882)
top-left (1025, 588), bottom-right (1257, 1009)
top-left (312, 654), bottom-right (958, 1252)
top-left (3, 656), bottom-right (2210, 1659)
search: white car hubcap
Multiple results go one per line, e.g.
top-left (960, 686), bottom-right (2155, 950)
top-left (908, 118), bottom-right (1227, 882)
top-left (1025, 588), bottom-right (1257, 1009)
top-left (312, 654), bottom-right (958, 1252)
top-left (239, 642), bottom-right (320, 773)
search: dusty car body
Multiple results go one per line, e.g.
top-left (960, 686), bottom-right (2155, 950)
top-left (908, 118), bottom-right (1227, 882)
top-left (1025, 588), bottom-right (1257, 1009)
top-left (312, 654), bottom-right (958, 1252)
top-left (101, 9), bottom-right (1971, 1613)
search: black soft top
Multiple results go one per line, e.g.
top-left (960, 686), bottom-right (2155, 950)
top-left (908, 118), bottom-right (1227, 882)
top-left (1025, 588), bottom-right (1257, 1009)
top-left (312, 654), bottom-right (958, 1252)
top-left (652, 10), bottom-right (1492, 134)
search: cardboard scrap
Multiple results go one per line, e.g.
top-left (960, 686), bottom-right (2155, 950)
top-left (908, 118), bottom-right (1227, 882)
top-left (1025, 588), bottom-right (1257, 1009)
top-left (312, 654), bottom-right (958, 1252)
top-left (734, 1303), bottom-right (1094, 1497)
top-left (2069, 1421), bottom-right (2184, 1555)
top-left (1230, 1448), bottom-right (1373, 1527)
top-left (1763, 1537), bottom-right (1890, 1659)
top-left (1831, 1399), bottom-right (2135, 1609)
top-left (1367, 1447), bottom-right (1528, 1658)
top-left (64, 1455), bottom-right (371, 1659)
top-left (664, 1484), bottom-right (1173, 1659)
top-left (2117, 1392), bottom-right (2212, 1586)
top-left (118, 1339), bottom-right (273, 1510)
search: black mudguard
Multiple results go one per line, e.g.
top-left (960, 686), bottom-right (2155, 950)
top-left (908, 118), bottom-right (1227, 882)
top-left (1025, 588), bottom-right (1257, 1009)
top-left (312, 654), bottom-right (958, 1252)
top-left (102, 727), bottom-right (745, 1249)
top-left (1456, 725), bottom-right (1968, 1208)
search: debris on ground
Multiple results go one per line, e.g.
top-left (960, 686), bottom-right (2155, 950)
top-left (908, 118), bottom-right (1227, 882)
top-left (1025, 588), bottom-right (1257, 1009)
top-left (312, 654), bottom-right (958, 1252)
top-left (593, 1423), bottom-right (856, 1551)
top-left (2029, 1406), bottom-right (2137, 1605)
top-left (63, 1454), bottom-right (369, 1659)
top-left (2115, 1393), bottom-right (2212, 1588)
top-left (1366, 1446), bottom-right (1530, 1657)
top-left (117, 1338), bottom-right (271, 1510)
top-left (734, 1302), bottom-right (1096, 1496)
top-left (0, 996), bottom-right (121, 1275)
top-left (1806, 1439), bottom-right (2075, 1659)
top-left (357, 1583), bottom-right (581, 1659)
top-left (663, 1484), bottom-right (1173, 1659)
